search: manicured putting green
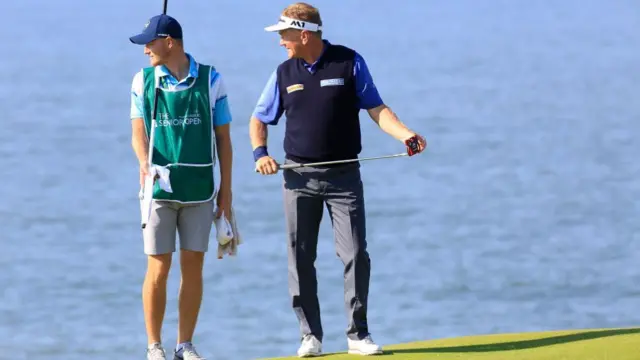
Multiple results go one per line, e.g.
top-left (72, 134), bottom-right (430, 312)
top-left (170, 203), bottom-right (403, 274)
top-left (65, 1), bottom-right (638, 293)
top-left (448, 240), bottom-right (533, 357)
top-left (264, 327), bottom-right (640, 359)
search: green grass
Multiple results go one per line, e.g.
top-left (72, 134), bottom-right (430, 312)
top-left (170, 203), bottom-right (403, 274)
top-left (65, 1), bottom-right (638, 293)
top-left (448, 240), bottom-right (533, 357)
top-left (264, 327), bottom-right (640, 359)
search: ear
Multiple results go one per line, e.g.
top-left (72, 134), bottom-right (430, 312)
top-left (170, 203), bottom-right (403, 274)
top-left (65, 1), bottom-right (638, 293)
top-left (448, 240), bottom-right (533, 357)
top-left (165, 36), bottom-right (175, 49)
top-left (300, 30), bottom-right (309, 45)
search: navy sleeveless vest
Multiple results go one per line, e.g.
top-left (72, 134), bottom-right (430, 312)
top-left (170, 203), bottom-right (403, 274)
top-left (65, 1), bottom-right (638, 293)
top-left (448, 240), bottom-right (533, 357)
top-left (276, 44), bottom-right (361, 163)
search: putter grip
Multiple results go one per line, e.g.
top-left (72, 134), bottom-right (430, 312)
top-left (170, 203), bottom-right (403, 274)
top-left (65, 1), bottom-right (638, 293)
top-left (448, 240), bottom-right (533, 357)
top-left (405, 136), bottom-right (420, 156)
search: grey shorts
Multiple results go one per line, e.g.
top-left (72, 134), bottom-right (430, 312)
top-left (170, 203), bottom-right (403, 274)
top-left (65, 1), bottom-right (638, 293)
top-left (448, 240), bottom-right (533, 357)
top-left (141, 199), bottom-right (214, 255)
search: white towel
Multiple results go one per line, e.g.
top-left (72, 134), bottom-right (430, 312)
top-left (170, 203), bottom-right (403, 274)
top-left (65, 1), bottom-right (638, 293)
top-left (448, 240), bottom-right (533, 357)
top-left (139, 165), bottom-right (173, 227)
top-left (138, 165), bottom-right (173, 198)
top-left (215, 205), bottom-right (242, 259)
top-left (214, 210), bottom-right (234, 245)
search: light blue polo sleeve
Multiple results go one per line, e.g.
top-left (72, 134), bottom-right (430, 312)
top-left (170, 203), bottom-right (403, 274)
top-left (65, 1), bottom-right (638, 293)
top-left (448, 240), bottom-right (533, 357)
top-left (353, 52), bottom-right (384, 109)
top-left (211, 72), bottom-right (232, 127)
top-left (130, 70), bottom-right (144, 119)
top-left (252, 70), bottom-right (284, 125)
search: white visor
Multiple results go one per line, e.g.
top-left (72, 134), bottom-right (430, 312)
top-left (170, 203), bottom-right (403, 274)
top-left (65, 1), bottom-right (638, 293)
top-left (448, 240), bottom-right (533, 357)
top-left (264, 16), bottom-right (322, 32)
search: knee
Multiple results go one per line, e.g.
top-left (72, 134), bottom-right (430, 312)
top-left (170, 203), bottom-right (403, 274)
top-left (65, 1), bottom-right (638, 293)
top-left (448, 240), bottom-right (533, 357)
top-left (146, 254), bottom-right (172, 282)
top-left (292, 240), bottom-right (318, 263)
top-left (338, 244), bottom-right (370, 267)
top-left (180, 250), bottom-right (205, 277)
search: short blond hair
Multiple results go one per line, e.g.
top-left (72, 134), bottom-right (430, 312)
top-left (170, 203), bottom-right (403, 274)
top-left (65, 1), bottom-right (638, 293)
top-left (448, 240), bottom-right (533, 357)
top-left (282, 2), bottom-right (322, 34)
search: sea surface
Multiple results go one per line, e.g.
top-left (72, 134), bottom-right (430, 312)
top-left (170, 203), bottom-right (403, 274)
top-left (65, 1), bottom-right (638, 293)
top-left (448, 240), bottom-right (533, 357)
top-left (1, 0), bottom-right (640, 359)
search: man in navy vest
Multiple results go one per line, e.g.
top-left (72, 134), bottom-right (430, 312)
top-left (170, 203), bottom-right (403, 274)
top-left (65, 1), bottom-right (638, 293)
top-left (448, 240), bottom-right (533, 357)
top-left (249, 2), bottom-right (426, 357)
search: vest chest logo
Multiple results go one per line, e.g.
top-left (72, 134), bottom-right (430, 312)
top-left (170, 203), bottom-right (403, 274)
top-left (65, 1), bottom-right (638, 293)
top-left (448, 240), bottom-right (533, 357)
top-left (286, 84), bottom-right (304, 94)
top-left (320, 78), bottom-right (345, 87)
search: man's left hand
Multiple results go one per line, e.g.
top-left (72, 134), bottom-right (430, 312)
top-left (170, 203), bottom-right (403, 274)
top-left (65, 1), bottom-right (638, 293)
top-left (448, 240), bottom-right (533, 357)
top-left (216, 187), bottom-right (232, 219)
top-left (405, 134), bottom-right (427, 156)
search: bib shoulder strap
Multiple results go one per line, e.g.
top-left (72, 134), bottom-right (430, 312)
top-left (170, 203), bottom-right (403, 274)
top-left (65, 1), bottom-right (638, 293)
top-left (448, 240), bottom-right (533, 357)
top-left (142, 67), bottom-right (156, 93)
top-left (194, 63), bottom-right (211, 88)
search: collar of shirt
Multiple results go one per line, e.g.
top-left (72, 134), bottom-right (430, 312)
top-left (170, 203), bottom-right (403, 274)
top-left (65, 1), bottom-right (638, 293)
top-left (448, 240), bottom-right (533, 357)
top-left (154, 53), bottom-right (199, 88)
top-left (303, 39), bottom-right (331, 74)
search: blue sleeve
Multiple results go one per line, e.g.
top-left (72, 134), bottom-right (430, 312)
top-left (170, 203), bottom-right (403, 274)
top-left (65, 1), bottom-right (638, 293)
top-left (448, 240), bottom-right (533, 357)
top-left (213, 97), bottom-right (232, 127)
top-left (130, 71), bottom-right (144, 119)
top-left (210, 72), bottom-right (232, 127)
top-left (252, 70), bottom-right (284, 125)
top-left (131, 92), bottom-right (143, 119)
top-left (353, 53), bottom-right (384, 109)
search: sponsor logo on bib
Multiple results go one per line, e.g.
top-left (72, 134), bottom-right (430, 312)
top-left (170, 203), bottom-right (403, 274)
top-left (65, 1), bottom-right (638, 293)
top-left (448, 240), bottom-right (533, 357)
top-left (156, 112), bottom-right (202, 127)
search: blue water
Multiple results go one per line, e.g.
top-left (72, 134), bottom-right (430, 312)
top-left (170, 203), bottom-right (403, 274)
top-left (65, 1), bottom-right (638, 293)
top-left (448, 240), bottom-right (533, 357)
top-left (2, 0), bottom-right (640, 359)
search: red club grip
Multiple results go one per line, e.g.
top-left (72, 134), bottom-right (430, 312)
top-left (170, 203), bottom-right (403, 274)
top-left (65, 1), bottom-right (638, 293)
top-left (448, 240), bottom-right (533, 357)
top-left (405, 135), bottom-right (421, 156)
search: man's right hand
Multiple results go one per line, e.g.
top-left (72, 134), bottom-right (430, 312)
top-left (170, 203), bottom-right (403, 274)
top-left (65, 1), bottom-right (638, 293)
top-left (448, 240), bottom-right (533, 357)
top-left (255, 156), bottom-right (279, 175)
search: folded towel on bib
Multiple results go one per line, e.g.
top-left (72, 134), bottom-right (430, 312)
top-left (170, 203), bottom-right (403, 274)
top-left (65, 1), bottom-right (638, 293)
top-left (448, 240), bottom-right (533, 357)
top-left (139, 165), bottom-right (173, 227)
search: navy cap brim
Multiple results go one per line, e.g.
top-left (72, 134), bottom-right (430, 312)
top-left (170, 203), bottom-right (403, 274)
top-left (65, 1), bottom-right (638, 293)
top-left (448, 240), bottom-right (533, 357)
top-left (129, 32), bottom-right (158, 45)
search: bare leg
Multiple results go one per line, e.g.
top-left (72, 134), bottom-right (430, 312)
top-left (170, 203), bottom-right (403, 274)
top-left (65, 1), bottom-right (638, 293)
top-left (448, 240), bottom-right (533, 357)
top-left (143, 254), bottom-right (172, 345)
top-left (177, 249), bottom-right (205, 344)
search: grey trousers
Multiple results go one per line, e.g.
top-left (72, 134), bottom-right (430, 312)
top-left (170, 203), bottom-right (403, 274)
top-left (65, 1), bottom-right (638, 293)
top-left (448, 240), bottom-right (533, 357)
top-left (283, 161), bottom-right (371, 342)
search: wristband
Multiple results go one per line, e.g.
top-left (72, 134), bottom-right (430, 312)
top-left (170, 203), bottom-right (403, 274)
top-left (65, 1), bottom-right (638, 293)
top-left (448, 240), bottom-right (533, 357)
top-left (253, 146), bottom-right (269, 162)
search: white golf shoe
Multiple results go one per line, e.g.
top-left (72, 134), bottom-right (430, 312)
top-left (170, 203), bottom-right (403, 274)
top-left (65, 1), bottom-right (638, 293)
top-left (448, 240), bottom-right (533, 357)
top-left (147, 343), bottom-right (167, 360)
top-left (297, 334), bottom-right (322, 357)
top-left (347, 334), bottom-right (383, 355)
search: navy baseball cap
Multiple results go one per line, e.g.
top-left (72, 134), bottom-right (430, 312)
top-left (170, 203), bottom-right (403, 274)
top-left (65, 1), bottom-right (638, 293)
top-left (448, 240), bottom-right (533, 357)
top-left (129, 14), bottom-right (183, 45)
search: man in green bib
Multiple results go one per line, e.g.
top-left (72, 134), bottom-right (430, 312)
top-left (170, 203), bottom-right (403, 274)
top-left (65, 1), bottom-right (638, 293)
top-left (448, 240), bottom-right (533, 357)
top-left (129, 14), bottom-right (234, 360)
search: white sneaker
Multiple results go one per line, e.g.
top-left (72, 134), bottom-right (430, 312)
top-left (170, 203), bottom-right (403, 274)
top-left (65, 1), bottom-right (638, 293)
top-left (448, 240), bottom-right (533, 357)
top-left (147, 343), bottom-right (167, 360)
top-left (347, 335), bottom-right (383, 355)
top-left (173, 343), bottom-right (206, 360)
top-left (297, 334), bottom-right (322, 357)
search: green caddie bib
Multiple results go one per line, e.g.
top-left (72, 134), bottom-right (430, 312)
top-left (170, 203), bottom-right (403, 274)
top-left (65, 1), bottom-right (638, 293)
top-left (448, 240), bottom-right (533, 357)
top-left (141, 64), bottom-right (215, 203)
